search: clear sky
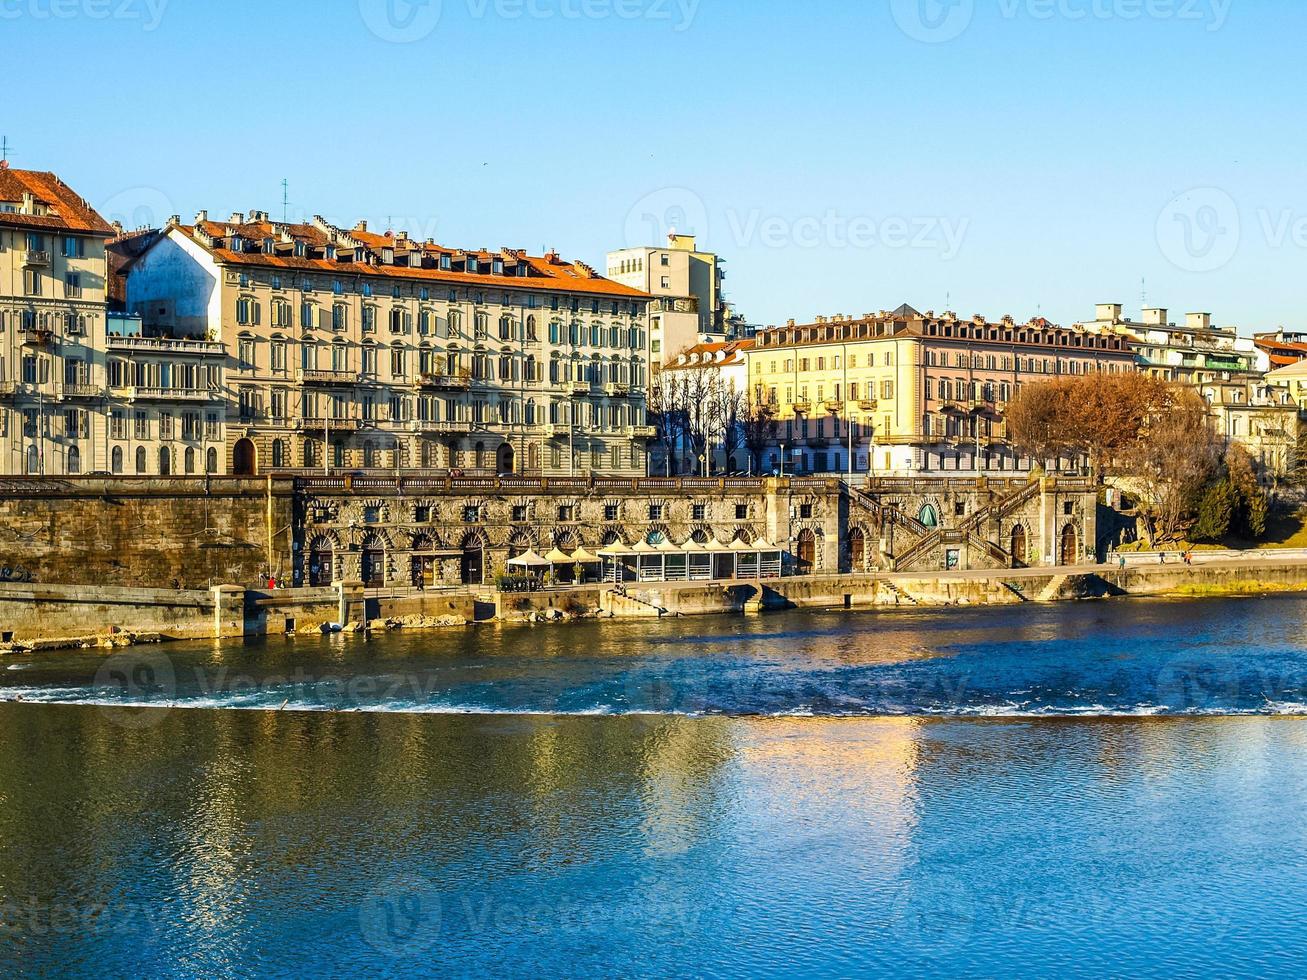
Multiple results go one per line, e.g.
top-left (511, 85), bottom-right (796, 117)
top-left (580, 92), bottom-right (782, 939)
top-left (6, 0), bottom-right (1305, 332)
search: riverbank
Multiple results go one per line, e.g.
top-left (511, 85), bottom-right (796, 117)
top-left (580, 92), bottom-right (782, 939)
top-left (5, 557), bottom-right (1307, 653)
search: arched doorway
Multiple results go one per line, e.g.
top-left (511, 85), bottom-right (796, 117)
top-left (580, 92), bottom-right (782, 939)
top-left (849, 527), bottom-right (866, 572)
top-left (497, 443), bottom-right (515, 475)
top-left (918, 504), bottom-right (939, 528)
top-left (308, 536), bottom-right (335, 587)
top-left (158, 446), bottom-right (171, 476)
top-left (1010, 525), bottom-right (1027, 568)
top-left (233, 438), bottom-right (257, 476)
top-left (1060, 524), bottom-right (1078, 566)
top-left (411, 534), bottom-right (436, 588)
top-left (360, 533), bottom-right (385, 586)
top-left (796, 528), bottom-right (817, 575)
top-left (67, 446), bottom-right (81, 475)
top-left (460, 533), bottom-right (485, 585)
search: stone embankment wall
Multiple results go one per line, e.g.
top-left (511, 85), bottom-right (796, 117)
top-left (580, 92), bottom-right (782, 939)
top-left (0, 476), bottom-right (295, 589)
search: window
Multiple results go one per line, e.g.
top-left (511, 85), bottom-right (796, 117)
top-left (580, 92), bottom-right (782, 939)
top-left (558, 505), bottom-right (575, 521)
top-left (648, 504), bottom-right (663, 520)
top-left (462, 505), bottom-right (480, 523)
top-left (512, 505), bottom-right (528, 522)
top-left (332, 304), bottom-right (348, 331)
top-left (362, 306), bottom-right (376, 333)
top-left (735, 504), bottom-right (748, 520)
top-left (604, 504), bottom-right (619, 521)
top-left (61, 236), bottom-right (84, 258)
top-left (692, 504), bottom-right (706, 521)
top-left (64, 272), bottom-right (82, 298)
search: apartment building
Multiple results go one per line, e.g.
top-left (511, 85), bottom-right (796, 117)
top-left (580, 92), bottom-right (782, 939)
top-left (0, 168), bottom-right (114, 476)
top-left (1079, 304), bottom-right (1264, 381)
top-left (125, 212), bottom-right (654, 476)
top-left (607, 233), bottom-right (739, 364)
top-left (747, 305), bottom-right (1137, 476)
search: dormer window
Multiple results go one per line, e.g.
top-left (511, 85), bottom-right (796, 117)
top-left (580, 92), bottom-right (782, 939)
top-left (325, 244), bottom-right (337, 259)
top-left (294, 240), bottom-right (307, 258)
top-left (440, 254), bottom-right (451, 270)
top-left (492, 258), bottom-right (504, 275)
top-left (230, 235), bottom-right (244, 252)
top-left (262, 238), bottom-right (275, 254)
top-left (467, 258), bottom-right (479, 273)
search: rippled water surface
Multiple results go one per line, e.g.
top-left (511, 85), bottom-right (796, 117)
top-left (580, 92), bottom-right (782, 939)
top-left (5, 598), bottom-right (1307, 976)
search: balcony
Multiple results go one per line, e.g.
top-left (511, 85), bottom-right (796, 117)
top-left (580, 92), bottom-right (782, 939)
top-left (414, 372), bottom-right (471, 391)
top-left (117, 386), bottom-right (217, 403)
top-left (408, 419), bottom-right (471, 435)
top-left (791, 401), bottom-right (812, 414)
top-left (857, 399), bottom-right (879, 412)
top-left (627, 425), bottom-right (658, 439)
top-left (20, 326), bottom-right (54, 347)
top-left (23, 250), bottom-right (51, 267)
top-left (56, 383), bottom-right (105, 400)
top-left (569, 380), bottom-right (593, 396)
top-left (824, 399), bottom-right (845, 413)
top-left (295, 416), bottom-right (363, 433)
top-left (107, 335), bottom-right (226, 357)
top-left (297, 369), bottom-right (359, 386)
top-left (604, 382), bottom-right (630, 397)
top-left (0, 381), bottom-right (18, 400)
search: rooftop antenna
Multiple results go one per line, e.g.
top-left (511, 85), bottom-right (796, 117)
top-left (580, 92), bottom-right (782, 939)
top-left (1140, 276), bottom-right (1147, 313)
top-left (281, 178), bottom-right (289, 223)
top-left (0, 136), bottom-right (11, 168)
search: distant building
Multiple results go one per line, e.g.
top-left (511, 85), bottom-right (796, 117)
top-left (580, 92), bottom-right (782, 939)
top-left (126, 211), bottom-right (654, 477)
top-left (1253, 329), bottom-right (1307, 369)
top-left (0, 168), bottom-right (115, 475)
top-left (607, 233), bottom-right (742, 365)
top-left (747, 306), bottom-right (1137, 476)
top-left (1078, 304), bottom-right (1264, 381)
top-left (653, 339), bottom-right (753, 474)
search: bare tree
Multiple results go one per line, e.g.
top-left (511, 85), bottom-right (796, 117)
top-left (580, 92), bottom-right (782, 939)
top-left (742, 392), bottom-right (780, 475)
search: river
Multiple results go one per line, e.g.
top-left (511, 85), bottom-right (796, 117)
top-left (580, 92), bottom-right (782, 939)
top-left (3, 597), bottom-right (1307, 976)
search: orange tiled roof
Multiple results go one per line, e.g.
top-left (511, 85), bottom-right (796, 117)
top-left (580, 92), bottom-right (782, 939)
top-left (0, 168), bottom-right (115, 236)
top-left (156, 215), bottom-right (649, 299)
top-left (669, 339), bottom-right (754, 367)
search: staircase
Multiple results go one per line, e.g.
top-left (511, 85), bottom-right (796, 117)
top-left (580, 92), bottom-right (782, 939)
top-left (1001, 580), bottom-right (1031, 602)
top-left (603, 586), bottom-right (670, 618)
top-left (882, 580), bottom-right (920, 605)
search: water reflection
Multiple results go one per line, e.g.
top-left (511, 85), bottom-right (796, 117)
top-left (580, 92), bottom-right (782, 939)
top-left (7, 703), bottom-right (1307, 975)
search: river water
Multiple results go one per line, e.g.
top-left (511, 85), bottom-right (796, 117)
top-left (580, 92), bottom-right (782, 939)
top-left (4, 597), bottom-right (1307, 976)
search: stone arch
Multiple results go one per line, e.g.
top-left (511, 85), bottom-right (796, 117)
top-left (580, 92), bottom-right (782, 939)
top-left (307, 533), bottom-right (337, 587)
top-left (848, 524), bottom-right (868, 572)
top-left (233, 438), bottom-right (257, 476)
top-left (553, 529), bottom-right (579, 551)
top-left (796, 527), bottom-right (817, 574)
top-left (1060, 523), bottom-right (1078, 566)
top-left (360, 531), bottom-right (387, 586)
top-left (1010, 524), bottom-right (1028, 568)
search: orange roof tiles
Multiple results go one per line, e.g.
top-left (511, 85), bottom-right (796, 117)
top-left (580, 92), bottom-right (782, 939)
top-left (0, 168), bottom-right (114, 236)
top-left (163, 216), bottom-right (649, 299)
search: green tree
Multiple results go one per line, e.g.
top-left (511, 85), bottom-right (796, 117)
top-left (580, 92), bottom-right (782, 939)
top-left (1192, 479), bottom-right (1235, 542)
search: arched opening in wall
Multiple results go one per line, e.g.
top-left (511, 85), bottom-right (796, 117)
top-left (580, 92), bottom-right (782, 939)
top-left (497, 443), bottom-right (515, 476)
top-left (67, 445), bottom-right (81, 475)
top-left (158, 447), bottom-right (171, 476)
top-left (796, 528), bottom-right (817, 575)
top-left (24, 445), bottom-right (38, 475)
top-left (506, 530), bottom-right (532, 561)
top-left (271, 438), bottom-right (286, 470)
top-left (308, 536), bottom-right (335, 587)
top-left (849, 526), bottom-right (866, 572)
top-left (411, 534), bottom-right (436, 588)
top-left (363, 440), bottom-right (377, 469)
top-left (1010, 525), bottom-right (1028, 568)
top-left (233, 438), bottom-right (257, 476)
top-left (918, 504), bottom-right (939, 529)
top-left (460, 532), bottom-right (485, 585)
top-left (1060, 524), bottom-right (1078, 567)
top-left (206, 447), bottom-right (218, 474)
top-left (111, 446), bottom-right (124, 474)
top-left (360, 533), bottom-right (386, 587)
top-left (135, 446), bottom-right (147, 474)
top-left (527, 442), bottom-right (540, 472)
top-left (184, 447), bottom-right (196, 475)
top-left (474, 441), bottom-right (486, 470)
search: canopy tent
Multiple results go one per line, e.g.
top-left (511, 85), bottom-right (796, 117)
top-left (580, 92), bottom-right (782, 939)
top-left (570, 547), bottom-right (602, 564)
top-left (506, 550), bottom-right (551, 569)
top-left (543, 548), bottom-right (574, 565)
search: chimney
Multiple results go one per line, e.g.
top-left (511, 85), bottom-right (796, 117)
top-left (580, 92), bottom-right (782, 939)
top-left (353, 220), bottom-right (368, 233)
top-left (194, 209), bottom-right (208, 224)
top-left (1187, 312), bottom-right (1212, 331)
top-left (1096, 302), bottom-right (1123, 322)
top-left (1142, 307), bottom-right (1168, 326)
top-left (229, 212), bottom-right (245, 225)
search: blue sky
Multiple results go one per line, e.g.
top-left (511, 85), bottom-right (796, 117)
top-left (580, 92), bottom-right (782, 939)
top-left (7, 0), bottom-right (1305, 331)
